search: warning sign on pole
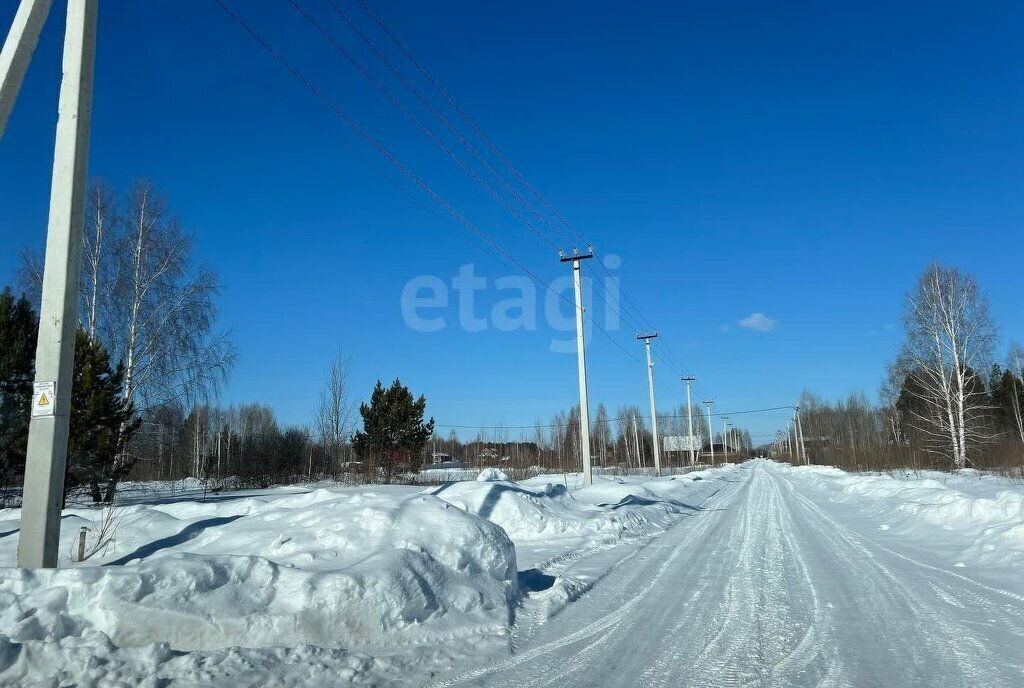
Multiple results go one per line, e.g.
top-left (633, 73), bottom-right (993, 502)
top-left (32, 381), bottom-right (56, 418)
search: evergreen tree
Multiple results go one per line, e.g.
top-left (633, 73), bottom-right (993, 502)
top-left (67, 330), bottom-right (140, 502)
top-left (991, 366), bottom-right (1024, 440)
top-left (352, 379), bottom-right (434, 482)
top-left (895, 370), bottom-right (935, 448)
top-left (0, 288), bottom-right (38, 504)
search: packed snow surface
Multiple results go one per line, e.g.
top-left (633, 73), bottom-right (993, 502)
top-left (2, 460), bottom-right (1022, 686)
top-left (435, 460), bottom-right (1024, 687)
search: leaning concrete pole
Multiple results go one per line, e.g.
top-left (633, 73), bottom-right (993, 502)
top-left (18, 0), bottom-right (97, 569)
top-left (0, 0), bottom-right (54, 138)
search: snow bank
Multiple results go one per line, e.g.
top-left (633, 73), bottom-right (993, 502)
top-left (785, 464), bottom-right (1024, 570)
top-left (434, 467), bottom-right (733, 559)
top-left (0, 468), bottom-right (738, 685)
top-left (0, 488), bottom-right (517, 685)
top-left (476, 467), bottom-right (509, 482)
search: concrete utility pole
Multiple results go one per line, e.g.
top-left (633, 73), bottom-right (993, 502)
top-left (561, 249), bottom-right (594, 486)
top-left (789, 420), bottom-right (797, 462)
top-left (0, 0), bottom-right (54, 138)
top-left (637, 333), bottom-right (661, 476)
top-left (722, 417), bottom-right (729, 461)
top-left (17, 0), bottom-right (97, 569)
top-left (680, 377), bottom-right (696, 465)
top-left (631, 413), bottom-right (641, 469)
top-left (792, 412), bottom-right (798, 462)
top-left (795, 405), bottom-right (808, 465)
top-left (703, 400), bottom-right (714, 465)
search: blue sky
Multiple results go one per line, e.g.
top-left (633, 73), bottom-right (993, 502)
top-left (2, 0), bottom-right (1022, 443)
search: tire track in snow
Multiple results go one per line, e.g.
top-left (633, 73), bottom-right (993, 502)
top-left (774, 466), bottom-right (1024, 687)
top-left (432, 462), bottom-right (1022, 687)
top-left (430, 472), bottom-right (751, 687)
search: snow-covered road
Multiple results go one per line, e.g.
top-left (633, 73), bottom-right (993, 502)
top-left (438, 460), bottom-right (1024, 687)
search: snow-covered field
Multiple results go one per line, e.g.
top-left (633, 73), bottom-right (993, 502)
top-left (1, 460), bottom-right (1022, 686)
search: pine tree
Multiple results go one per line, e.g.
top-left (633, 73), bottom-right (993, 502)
top-left (0, 288), bottom-right (38, 504)
top-left (352, 379), bottom-right (434, 483)
top-left (67, 330), bottom-right (141, 502)
top-left (991, 366), bottom-right (1024, 441)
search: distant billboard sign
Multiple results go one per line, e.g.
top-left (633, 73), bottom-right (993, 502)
top-left (664, 435), bottom-right (700, 452)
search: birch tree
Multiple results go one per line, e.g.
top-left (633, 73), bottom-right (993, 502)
top-left (20, 179), bottom-right (235, 414)
top-left (897, 262), bottom-right (997, 468)
top-left (111, 181), bottom-right (235, 413)
top-left (594, 403), bottom-right (611, 466)
top-left (315, 348), bottom-right (353, 475)
top-left (82, 180), bottom-right (116, 341)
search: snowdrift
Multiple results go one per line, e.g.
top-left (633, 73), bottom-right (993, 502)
top-left (0, 468), bottom-right (737, 685)
top-left (785, 464), bottom-right (1024, 571)
top-left (433, 469), bottom-right (727, 546)
top-left (0, 488), bottom-right (517, 684)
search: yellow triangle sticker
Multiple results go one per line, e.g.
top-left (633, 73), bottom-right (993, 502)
top-left (38, 393), bottom-right (50, 407)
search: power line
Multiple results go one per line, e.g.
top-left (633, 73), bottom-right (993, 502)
top-left (322, 0), bottom-right (574, 250)
top-left (154, 0), bottom-right (449, 227)
top-left (286, 0), bottom-right (568, 253)
top-left (288, 0), bottom-right (651, 373)
top-left (212, 0), bottom-right (645, 373)
top-left (434, 405), bottom-right (795, 430)
top-left (352, 0), bottom-right (591, 251)
top-left (211, 0), bottom-right (571, 299)
top-left (350, 0), bottom-right (699, 381)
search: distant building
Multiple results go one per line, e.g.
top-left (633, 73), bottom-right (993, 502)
top-left (702, 441), bottom-right (738, 454)
top-left (428, 452), bottom-right (462, 469)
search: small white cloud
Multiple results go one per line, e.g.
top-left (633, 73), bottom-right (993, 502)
top-left (739, 312), bottom-right (777, 332)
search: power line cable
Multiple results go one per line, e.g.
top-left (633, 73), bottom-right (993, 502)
top-left (286, 0), bottom-right (566, 253)
top-left (212, 0), bottom-right (570, 303)
top-left (435, 405), bottom-right (795, 430)
top-left (352, 0), bottom-right (592, 251)
top-left (352, 0), bottom-right (693, 373)
top-left (322, 0), bottom-right (574, 249)
top-left (213, 0), bottom-right (644, 371)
